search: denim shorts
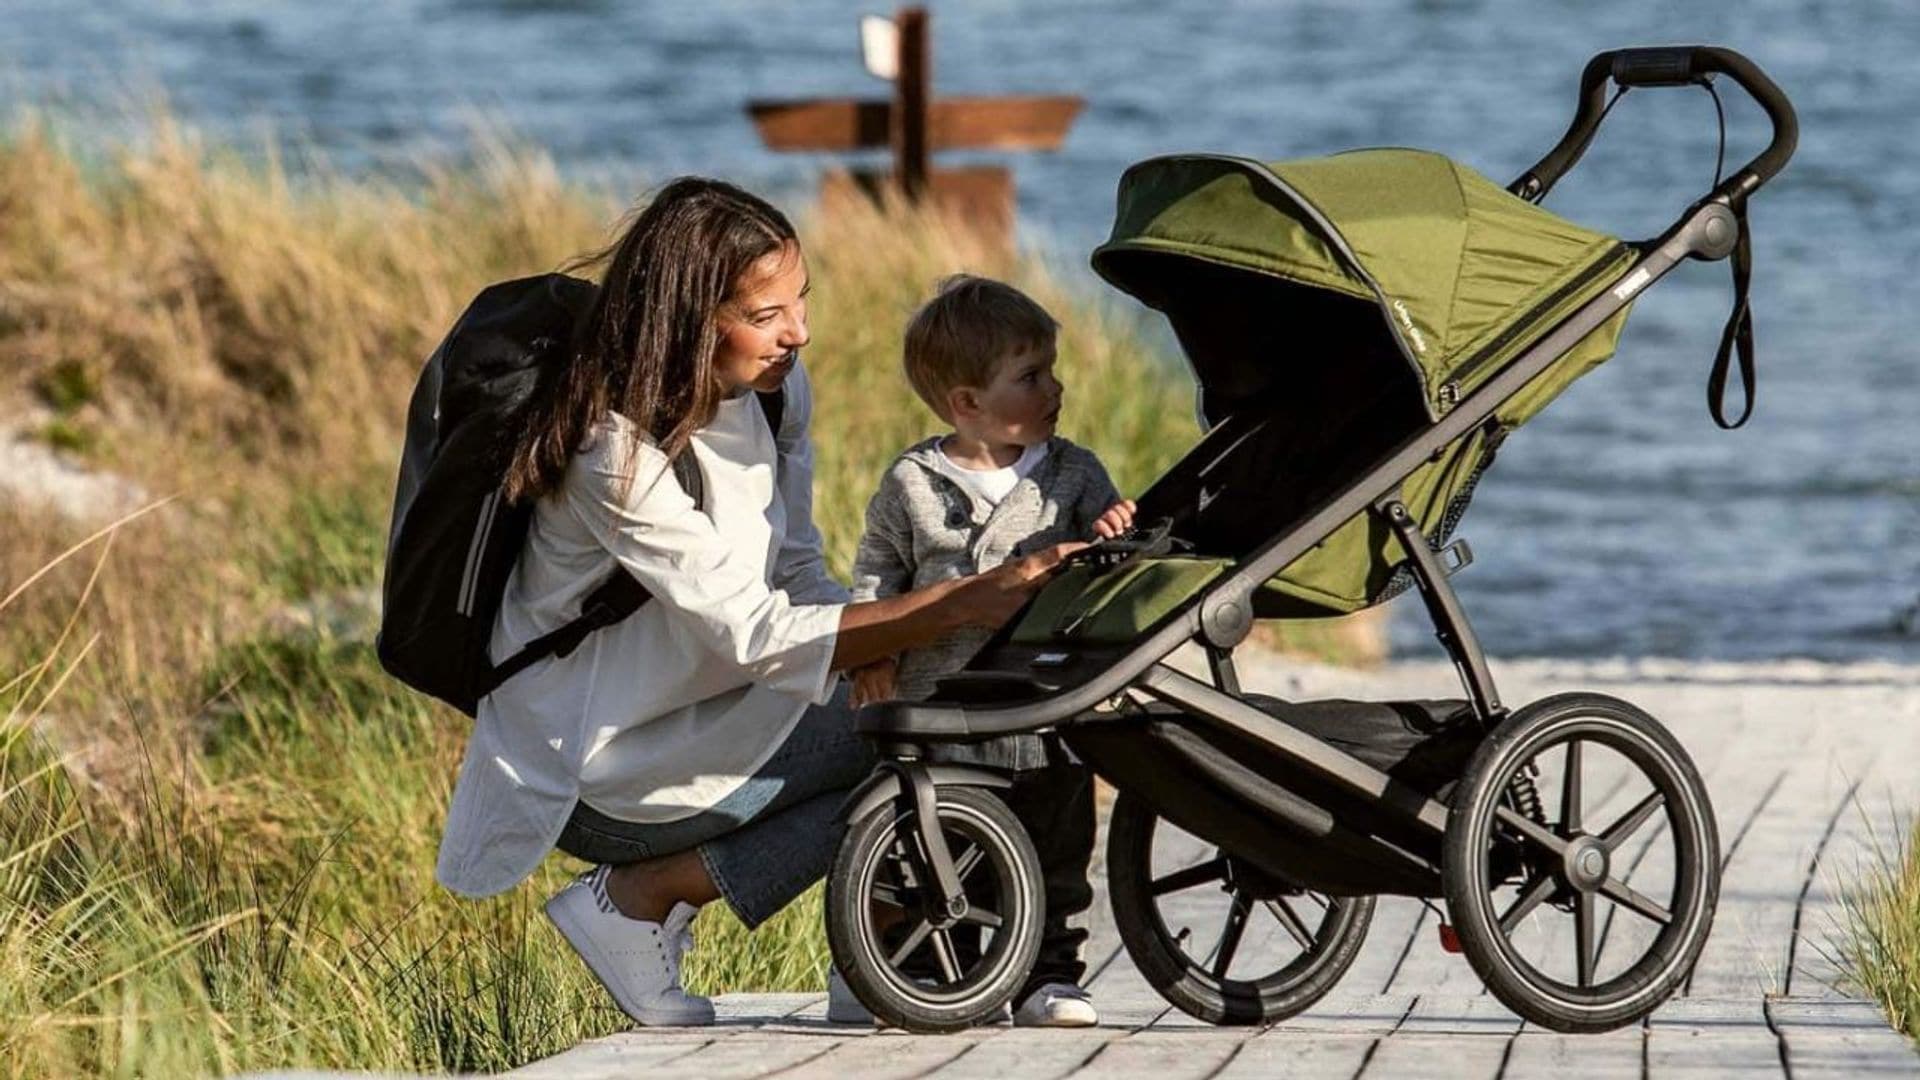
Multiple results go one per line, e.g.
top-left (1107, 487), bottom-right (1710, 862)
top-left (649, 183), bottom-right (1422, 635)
top-left (556, 682), bottom-right (876, 929)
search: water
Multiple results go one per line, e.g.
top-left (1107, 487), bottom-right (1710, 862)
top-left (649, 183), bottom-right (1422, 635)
top-left (6, 0), bottom-right (1917, 662)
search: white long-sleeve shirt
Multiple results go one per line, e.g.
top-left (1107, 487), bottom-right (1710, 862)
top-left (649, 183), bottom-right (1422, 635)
top-left (435, 360), bottom-right (848, 898)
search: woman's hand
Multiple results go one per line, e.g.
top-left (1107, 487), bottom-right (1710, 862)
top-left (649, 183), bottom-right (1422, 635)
top-left (832, 543), bottom-right (1084, 672)
top-left (1093, 499), bottom-right (1138, 539)
top-left (849, 657), bottom-right (898, 708)
top-left (953, 541), bottom-right (1086, 629)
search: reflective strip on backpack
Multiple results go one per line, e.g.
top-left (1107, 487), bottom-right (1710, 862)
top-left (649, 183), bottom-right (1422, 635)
top-left (458, 491), bottom-right (502, 616)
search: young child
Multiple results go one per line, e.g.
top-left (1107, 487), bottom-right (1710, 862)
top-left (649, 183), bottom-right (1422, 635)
top-left (843, 274), bottom-right (1134, 1027)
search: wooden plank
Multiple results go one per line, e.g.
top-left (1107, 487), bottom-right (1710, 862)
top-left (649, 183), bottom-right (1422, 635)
top-left (1500, 1025), bottom-right (1643, 1078)
top-left (637, 1035), bottom-right (848, 1080)
top-left (1787, 685), bottom-right (1920, 999)
top-left (921, 1028), bottom-right (1114, 1079)
top-left (1211, 1032), bottom-right (1379, 1079)
top-left (773, 1029), bottom-right (987, 1079)
top-left (1646, 996), bottom-right (1785, 1078)
top-left (1392, 994), bottom-right (1520, 1036)
top-left (1346, 897), bottom-right (1430, 995)
top-left (746, 96), bottom-right (1084, 152)
top-left (1068, 1030), bottom-right (1243, 1078)
top-left (1683, 683), bottom-right (1859, 998)
top-left (1769, 998), bottom-right (1920, 1078)
top-left (505, 1033), bottom-right (718, 1078)
top-left (1353, 1032), bottom-right (1513, 1077)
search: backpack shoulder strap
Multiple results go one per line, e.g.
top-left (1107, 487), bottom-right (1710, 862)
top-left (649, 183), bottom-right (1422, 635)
top-left (755, 386), bottom-right (786, 442)
top-left (478, 448), bottom-right (706, 696)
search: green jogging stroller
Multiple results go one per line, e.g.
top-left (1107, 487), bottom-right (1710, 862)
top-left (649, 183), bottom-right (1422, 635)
top-left (825, 47), bottom-right (1797, 1034)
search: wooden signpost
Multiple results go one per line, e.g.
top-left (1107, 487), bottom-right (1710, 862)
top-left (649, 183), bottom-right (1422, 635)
top-left (745, 6), bottom-right (1082, 245)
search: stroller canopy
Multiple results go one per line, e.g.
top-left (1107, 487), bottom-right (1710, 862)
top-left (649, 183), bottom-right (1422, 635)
top-left (1091, 148), bottom-right (1629, 424)
top-left (1091, 149), bottom-right (1637, 615)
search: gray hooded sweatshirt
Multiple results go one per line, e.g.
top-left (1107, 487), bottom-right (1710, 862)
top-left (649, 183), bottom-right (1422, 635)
top-left (850, 435), bottom-right (1120, 769)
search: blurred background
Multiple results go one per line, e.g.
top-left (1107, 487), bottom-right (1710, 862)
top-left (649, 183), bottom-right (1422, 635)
top-left (4, 0), bottom-right (1914, 660)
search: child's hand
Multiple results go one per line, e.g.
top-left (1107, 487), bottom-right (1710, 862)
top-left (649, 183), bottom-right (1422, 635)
top-left (849, 657), bottom-right (899, 708)
top-left (1092, 499), bottom-right (1137, 539)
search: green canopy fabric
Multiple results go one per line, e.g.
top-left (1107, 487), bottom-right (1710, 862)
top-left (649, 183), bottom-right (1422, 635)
top-left (1092, 148), bottom-right (1632, 420)
top-left (1088, 148), bottom-right (1639, 616)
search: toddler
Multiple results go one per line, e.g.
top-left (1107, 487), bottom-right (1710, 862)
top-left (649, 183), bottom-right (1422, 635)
top-left (842, 274), bottom-right (1133, 1027)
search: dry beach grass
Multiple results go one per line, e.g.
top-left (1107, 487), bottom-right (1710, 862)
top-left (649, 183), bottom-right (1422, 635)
top-left (0, 110), bottom-right (1220, 1076)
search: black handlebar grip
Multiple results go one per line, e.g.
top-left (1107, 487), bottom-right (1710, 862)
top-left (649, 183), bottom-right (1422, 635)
top-left (1611, 47), bottom-right (1700, 87)
top-left (1515, 46), bottom-right (1798, 201)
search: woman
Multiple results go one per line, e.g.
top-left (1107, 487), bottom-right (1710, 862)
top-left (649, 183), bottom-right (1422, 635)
top-left (434, 177), bottom-right (1077, 1026)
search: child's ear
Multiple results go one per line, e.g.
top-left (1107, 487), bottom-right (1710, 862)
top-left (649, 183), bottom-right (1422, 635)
top-left (946, 386), bottom-right (981, 420)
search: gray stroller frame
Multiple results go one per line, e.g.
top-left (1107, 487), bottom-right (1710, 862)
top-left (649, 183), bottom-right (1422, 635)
top-left (824, 47), bottom-right (1797, 1034)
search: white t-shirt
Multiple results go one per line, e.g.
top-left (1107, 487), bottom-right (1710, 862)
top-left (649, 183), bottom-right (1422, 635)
top-left (927, 440), bottom-right (1049, 506)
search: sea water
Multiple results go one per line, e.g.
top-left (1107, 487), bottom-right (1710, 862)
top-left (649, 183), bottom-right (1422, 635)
top-left (5, 0), bottom-right (1915, 662)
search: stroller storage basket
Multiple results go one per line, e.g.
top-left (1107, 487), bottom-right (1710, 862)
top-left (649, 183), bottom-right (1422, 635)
top-left (1064, 696), bottom-right (1483, 897)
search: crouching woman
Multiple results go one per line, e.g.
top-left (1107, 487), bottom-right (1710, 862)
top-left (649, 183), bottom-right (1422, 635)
top-left (432, 177), bottom-right (1077, 1025)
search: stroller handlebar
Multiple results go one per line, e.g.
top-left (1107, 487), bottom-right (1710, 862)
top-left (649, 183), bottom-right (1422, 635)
top-left (1514, 46), bottom-right (1798, 204)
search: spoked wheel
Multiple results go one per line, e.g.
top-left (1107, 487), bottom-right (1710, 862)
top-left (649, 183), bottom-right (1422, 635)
top-left (826, 785), bottom-right (1043, 1033)
top-left (1106, 792), bottom-right (1375, 1025)
top-left (1443, 692), bottom-right (1719, 1033)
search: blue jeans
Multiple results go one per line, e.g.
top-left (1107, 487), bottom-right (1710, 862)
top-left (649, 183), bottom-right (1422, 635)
top-left (556, 683), bottom-right (875, 929)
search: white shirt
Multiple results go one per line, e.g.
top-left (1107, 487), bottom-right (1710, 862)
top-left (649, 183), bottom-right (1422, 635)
top-left (926, 440), bottom-right (1048, 507)
top-left (435, 360), bottom-right (848, 898)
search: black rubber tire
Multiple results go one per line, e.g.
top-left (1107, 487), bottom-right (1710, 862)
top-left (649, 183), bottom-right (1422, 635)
top-left (826, 785), bottom-right (1044, 1033)
top-left (1106, 792), bottom-right (1375, 1025)
top-left (1443, 692), bottom-right (1719, 1033)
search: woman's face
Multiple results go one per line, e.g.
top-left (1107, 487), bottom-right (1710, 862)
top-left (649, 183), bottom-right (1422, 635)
top-left (715, 242), bottom-right (810, 395)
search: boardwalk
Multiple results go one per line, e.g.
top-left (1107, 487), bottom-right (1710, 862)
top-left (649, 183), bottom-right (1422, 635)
top-left (504, 655), bottom-right (1920, 1078)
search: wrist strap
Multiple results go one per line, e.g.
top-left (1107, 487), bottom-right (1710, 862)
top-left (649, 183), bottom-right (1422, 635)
top-left (1707, 204), bottom-right (1757, 429)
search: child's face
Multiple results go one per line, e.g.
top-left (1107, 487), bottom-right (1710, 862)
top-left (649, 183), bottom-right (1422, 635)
top-left (958, 340), bottom-right (1062, 447)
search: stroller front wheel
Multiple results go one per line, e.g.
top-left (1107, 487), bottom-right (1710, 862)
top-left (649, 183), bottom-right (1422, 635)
top-left (1442, 692), bottom-right (1719, 1033)
top-left (825, 784), bottom-right (1044, 1033)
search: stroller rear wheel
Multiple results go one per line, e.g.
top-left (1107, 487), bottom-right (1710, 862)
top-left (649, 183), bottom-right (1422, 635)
top-left (1107, 792), bottom-right (1375, 1025)
top-left (826, 784), bottom-right (1044, 1033)
top-left (1443, 692), bottom-right (1719, 1032)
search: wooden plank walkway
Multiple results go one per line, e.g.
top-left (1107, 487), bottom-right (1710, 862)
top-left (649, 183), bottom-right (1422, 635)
top-left (498, 655), bottom-right (1920, 1078)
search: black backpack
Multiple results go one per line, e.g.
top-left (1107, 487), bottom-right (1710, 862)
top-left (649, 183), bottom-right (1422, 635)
top-left (377, 273), bottom-right (785, 716)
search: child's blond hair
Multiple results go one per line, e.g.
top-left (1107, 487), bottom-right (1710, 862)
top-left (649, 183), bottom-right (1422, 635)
top-left (902, 275), bottom-right (1058, 423)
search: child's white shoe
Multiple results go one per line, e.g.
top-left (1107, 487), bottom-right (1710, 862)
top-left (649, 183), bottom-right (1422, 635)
top-left (1013, 981), bottom-right (1098, 1027)
top-left (544, 866), bottom-right (715, 1027)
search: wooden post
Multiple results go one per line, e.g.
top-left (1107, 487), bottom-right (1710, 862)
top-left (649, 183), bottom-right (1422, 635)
top-left (891, 6), bottom-right (930, 201)
top-left (743, 6), bottom-right (1082, 248)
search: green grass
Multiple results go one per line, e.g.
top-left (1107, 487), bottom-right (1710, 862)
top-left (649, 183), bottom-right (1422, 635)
top-left (1834, 813), bottom-right (1920, 1042)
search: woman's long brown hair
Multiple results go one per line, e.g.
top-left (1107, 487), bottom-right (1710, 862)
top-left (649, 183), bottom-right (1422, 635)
top-left (502, 176), bottom-right (797, 503)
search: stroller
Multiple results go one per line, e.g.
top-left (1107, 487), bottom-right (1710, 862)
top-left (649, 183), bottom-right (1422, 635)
top-left (825, 47), bottom-right (1796, 1034)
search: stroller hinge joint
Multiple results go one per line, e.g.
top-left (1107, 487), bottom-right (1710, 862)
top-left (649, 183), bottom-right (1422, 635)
top-left (1374, 498), bottom-right (1504, 721)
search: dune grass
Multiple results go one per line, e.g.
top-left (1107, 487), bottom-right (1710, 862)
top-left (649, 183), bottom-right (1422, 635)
top-left (0, 100), bottom-right (1402, 1074)
top-left (1834, 814), bottom-right (1920, 1043)
top-left (0, 108), bottom-right (1212, 1077)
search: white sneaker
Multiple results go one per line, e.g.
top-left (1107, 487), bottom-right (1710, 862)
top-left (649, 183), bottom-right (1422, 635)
top-left (544, 866), bottom-right (715, 1026)
top-left (825, 967), bottom-right (873, 1024)
top-left (1013, 982), bottom-right (1098, 1027)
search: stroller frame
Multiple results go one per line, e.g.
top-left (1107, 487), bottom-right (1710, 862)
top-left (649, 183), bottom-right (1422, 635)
top-left (828, 47), bottom-right (1796, 1035)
